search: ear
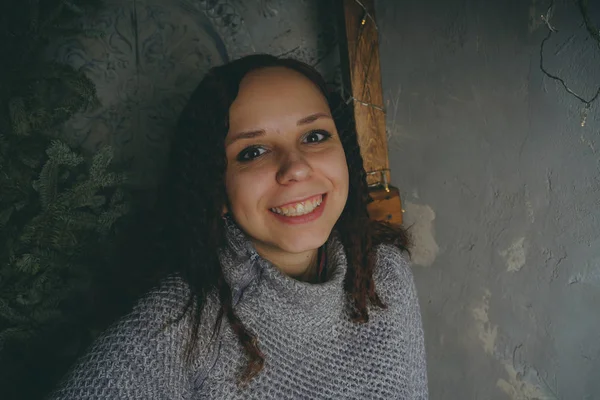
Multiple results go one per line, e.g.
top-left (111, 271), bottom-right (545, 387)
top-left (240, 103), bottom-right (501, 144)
top-left (222, 204), bottom-right (229, 216)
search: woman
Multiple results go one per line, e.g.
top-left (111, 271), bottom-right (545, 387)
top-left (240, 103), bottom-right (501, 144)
top-left (49, 54), bottom-right (428, 399)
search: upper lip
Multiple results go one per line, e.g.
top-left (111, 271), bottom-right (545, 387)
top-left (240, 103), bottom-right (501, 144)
top-left (272, 193), bottom-right (325, 208)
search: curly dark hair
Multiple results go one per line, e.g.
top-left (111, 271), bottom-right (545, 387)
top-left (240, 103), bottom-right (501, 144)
top-left (161, 54), bottom-right (410, 385)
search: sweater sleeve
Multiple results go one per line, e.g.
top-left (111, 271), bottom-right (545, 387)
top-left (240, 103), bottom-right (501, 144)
top-left (47, 276), bottom-right (195, 400)
top-left (376, 244), bottom-right (429, 399)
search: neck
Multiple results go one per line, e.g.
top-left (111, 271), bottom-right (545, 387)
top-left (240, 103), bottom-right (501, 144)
top-left (220, 222), bottom-right (348, 331)
top-left (253, 243), bottom-right (319, 282)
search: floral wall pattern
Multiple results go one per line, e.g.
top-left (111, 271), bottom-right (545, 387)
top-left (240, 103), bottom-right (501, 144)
top-left (53, 0), bottom-right (340, 187)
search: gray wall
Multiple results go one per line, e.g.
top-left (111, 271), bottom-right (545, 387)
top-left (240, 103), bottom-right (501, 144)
top-left (376, 0), bottom-right (600, 398)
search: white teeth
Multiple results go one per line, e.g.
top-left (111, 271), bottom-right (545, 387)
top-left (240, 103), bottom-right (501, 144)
top-left (271, 195), bottom-right (323, 217)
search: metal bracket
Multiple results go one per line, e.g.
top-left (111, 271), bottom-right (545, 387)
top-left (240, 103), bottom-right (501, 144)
top-left (366, 168), bottom-right (391, 192)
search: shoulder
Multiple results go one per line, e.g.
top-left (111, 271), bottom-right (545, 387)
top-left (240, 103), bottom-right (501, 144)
top-left (373, 245), bottom-right (429, 397)
top-left (131, 274), bottom-right (193, 321)
top-left (98, 274), bottom-right (193, 340)
top-left (373, 243), bottom-right (418, 306)
top-left (82, 273), bottom-right (194, 360)
top-left (49, 275), bottom-right (196, 399)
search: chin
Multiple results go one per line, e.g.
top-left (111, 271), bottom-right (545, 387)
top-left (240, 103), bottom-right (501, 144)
top-left (235, 194), bottom-right (345, 253)
top-left (279, 234), bottom-right (329, 254)
top-left (268, 220), bottom-right (333, 251)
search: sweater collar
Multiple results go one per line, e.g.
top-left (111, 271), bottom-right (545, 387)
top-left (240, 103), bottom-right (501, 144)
top-left (219, 216), bottom-right (348, 327)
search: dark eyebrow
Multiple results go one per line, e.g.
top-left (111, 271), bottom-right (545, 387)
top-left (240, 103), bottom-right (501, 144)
top-left (297, 112), bottom-right (332, 126)
top-left (225, 129), bottom-right (266, 146)
top-left (226, 113), bottom-right (332, 146)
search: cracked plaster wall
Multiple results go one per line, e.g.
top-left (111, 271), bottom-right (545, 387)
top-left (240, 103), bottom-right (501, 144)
top-left (376, 0), bottom-right (600, 398)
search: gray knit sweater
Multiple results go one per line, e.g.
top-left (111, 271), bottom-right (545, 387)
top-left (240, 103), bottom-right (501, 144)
top-left (49, 221), bottom-right (428, 399)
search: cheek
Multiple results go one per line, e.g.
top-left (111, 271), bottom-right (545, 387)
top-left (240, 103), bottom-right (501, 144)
top-left (325, 148), bottom-right (349, 190)
top-left (225, 166), bottom-right (272, 213)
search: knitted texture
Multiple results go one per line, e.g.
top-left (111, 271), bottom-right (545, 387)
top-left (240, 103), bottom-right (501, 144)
top-left (49, 221), bottom-right (428, 399)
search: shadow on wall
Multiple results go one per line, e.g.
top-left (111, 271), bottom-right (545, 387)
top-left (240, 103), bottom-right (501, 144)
top-left (1, 1), bottom-right (345, 400)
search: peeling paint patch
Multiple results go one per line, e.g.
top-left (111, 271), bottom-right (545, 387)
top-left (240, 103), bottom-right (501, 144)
top-left (472, 289), bottom-right (498, 355)
top-left (500, 237), bottom-right (527, 273)
top-left (403, 202), bottom-right (440, 267)
top-left (525, 200), bottom-right (534, 223)
top-left (497, 364), bottom-right (553, 400)
top-left (567, 270), bottom-right (600, 287)
top-left (524, 186), bottom-right (535, 223)
top-left (472, 293), bottom-right (555, 399)
top-left (568, 256), bottom-right (600, 287)
top-left (580, 134), bottom-right (597, 154)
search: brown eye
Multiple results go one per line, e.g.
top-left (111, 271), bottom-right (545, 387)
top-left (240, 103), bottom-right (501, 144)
top-left (237, 146), bottom-right (267, 162)
top-left (303, 130), bottom-right (332, 144)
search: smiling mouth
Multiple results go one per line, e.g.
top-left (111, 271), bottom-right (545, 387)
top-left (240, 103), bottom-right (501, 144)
top-left (270, 194), bottom-right (324, 217)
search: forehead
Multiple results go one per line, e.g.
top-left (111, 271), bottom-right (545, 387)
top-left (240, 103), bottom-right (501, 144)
top-left (229, 67), bottom-right (330, 130)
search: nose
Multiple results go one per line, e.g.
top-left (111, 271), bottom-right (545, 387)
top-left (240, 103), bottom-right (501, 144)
top-left (276, 151), bottom-right (313, 184)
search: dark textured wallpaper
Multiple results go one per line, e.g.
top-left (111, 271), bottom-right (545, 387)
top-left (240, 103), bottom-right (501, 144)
top-left (53, 0), bottom-right (341, 187)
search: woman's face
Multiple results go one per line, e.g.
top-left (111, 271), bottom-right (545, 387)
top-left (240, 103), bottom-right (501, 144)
top-left (224, 66), bottom-right (349, 265)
